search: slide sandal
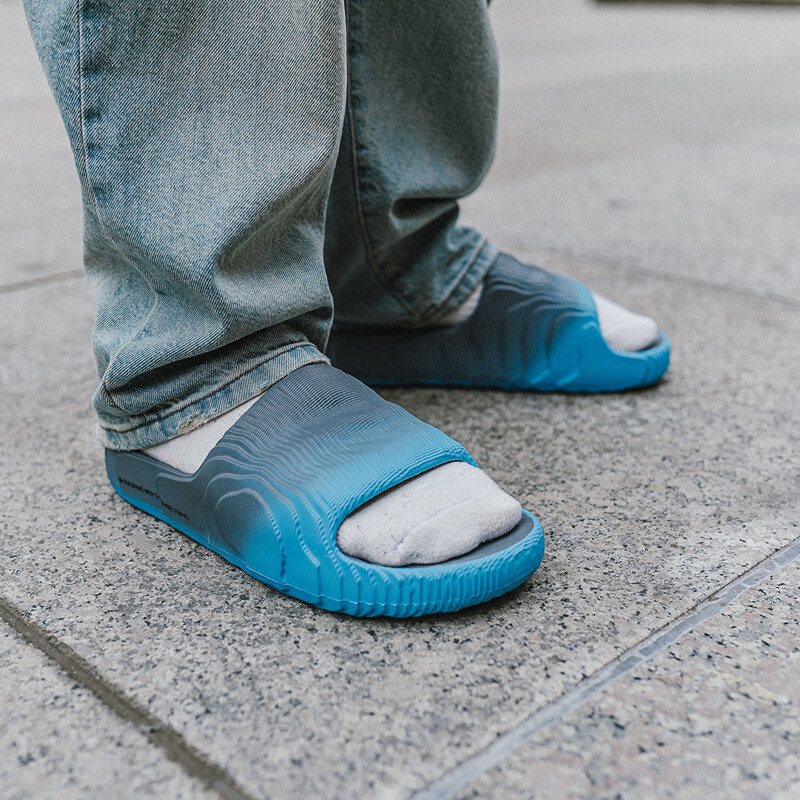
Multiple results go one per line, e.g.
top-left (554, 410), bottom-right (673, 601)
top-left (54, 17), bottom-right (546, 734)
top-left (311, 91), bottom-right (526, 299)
top-left (106, 364), bottom-right (544, 617)
top-left (327, 253), bottom-right (670, 393)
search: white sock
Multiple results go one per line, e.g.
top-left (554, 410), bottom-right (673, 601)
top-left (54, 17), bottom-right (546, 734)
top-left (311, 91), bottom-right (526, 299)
top-left (441, 282), bottom-right (659, 352)
top-left (143, 398), bottom-right (521, 567)
top-left (591, 294), bottom-right (659, 352)
top-left (144, 396), bottom-right (260, 475)
top-left (336, 461), bottom-right (521, 567)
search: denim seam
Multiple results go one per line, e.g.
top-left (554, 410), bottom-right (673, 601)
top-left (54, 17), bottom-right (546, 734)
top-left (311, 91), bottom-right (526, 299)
top-left (76, 0), bottom-right (160, 414)
top-left (343, 0), bottom-right (417, 321)
top-left (99, 341), bottom-right (323, 434)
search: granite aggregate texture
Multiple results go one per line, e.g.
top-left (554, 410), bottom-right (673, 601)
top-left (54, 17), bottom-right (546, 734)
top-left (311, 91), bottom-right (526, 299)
top-left (456, 565), bottom-right (800, 800)
top-left (484, 2), bottom-right (800, 181)
top-left (461, 139), bottom-right (800, 304)
top-left (462, 1), bottom-right (800, 302)
top-left (1, 263), bottom-right (798, 799)
top-left (0, 621), bottom-right (216, 800)
top-left (2, 0), bottom-right (800, 798)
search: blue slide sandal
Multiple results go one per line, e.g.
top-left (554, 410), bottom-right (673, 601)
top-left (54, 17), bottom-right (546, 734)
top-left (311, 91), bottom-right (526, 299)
top-left (327, 253), bottom-right (670, 393)
top-left (106, 365), bottom-right (544, 617)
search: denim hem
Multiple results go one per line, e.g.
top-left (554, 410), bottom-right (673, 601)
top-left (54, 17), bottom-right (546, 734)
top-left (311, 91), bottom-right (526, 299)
top-left (98, 342), bottom-right (329, 451)
top-left (424, 238), bottom-right (499, 326)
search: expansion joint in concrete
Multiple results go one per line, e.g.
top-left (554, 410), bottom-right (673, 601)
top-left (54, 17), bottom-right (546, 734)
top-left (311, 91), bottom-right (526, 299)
top-left (0, 269), bottom-right (83, 295)
top-left (413, 532), bottom-right (800, 800)
top-left (0, 597), bottom-right (256, 800)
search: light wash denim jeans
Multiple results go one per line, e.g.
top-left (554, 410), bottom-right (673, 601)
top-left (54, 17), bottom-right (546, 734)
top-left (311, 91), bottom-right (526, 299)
top-left (23, 0), bottom-right (499, 450)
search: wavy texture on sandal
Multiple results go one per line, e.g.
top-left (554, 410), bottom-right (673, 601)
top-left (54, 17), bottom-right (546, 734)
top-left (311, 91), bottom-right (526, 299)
top-left (328, 253), bottom-right (670, 393)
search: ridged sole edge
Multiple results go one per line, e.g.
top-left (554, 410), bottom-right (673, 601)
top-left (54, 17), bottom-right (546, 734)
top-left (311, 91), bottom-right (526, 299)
top-left (108, 476), bottom-right (544, 618)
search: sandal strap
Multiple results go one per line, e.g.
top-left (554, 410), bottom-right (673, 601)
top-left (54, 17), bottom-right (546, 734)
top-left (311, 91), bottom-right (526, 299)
top-left (180, 363), bottom-right (475, 543)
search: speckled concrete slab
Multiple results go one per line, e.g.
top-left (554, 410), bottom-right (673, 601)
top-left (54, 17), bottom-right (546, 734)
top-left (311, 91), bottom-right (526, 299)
top-left (0, 152), bottom-right (82, 287)
top-left (455, 563), bottom-right (800, 800)
top-left (465, 0), bottom-right (800, 303)
top-left (1, 261), bottom-right (798, 799)
top-left (485, 0), bottom-right (800, 182)
top-left (0, 621), bottom-right (216, 800)
top-left (461, 137), bottom-right (800, 305)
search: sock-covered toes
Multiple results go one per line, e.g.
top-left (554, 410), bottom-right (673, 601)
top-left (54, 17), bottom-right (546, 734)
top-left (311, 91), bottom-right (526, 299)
top-left (590, 293), bottom-right (659, 352)
top-left (336, 461), bottom-right (522, 566)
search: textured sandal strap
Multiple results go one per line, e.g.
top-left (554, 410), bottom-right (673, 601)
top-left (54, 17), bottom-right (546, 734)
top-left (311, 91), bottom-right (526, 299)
top-left (185, 364), bottom-right (475, 542)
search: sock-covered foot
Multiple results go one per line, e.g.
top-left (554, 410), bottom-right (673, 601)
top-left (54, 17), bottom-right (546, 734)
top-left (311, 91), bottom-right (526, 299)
top-left (328, 254), bottom-right (670, 394)
top-left (441, 282), bottom-right (658, 352)
top-left (336, 461), bottom-right (520, 567)
top-left (143, 399), bottom-right (521, 567)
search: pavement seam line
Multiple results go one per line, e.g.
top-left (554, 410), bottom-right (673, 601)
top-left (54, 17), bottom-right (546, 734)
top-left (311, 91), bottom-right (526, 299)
top-left (0, 596), bottom-right (258, 800)
top-left (0, 269), bottom-right (83, 295)
top-left (613, 265), bottom-right (800, 311)
top-left (411, 531), bottom-right (800, 800)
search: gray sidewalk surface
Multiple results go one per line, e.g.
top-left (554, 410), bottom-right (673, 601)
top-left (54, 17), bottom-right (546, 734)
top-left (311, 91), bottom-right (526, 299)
top-left (2, 1), bottom-right (799, 798)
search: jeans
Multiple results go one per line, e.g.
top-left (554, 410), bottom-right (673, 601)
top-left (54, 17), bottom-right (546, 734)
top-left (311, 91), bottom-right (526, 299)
top-left (23, 0), bottom-right (499, 450)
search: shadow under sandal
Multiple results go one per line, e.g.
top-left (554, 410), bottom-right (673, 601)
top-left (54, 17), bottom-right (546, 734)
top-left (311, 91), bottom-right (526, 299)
top-left (327, 253), bottom-right (671, 392)
top-left (105, 364), bottom-right (545, 617)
